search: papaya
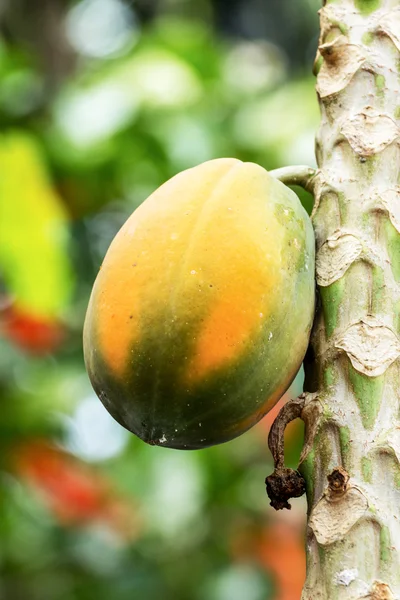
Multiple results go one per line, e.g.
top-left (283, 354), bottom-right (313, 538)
top-left (83, 158), bottom-right (315, 449)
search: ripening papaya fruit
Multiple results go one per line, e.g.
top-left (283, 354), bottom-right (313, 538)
top-left (83, 158), bottom-right (315, 449)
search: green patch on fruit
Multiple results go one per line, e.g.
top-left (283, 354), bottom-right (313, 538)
top-left (348, 364), bottom-right (383, 430)
top-left (88, 275), bottom-right (313, 450)
top-left (274, 202), bottom-right (310, 273)
top-left (380, 526), bottom-right (391, 564)
top-left (320, 278), bottom-right (345, 339)
top-left (361, 456), bottom-right (372, 483)
top-left (354, 0), bottom-right (381, 16)
top-left (385, 218), bottom-right (400, 282)
top-left (339, 426), bottom-right (351, 463)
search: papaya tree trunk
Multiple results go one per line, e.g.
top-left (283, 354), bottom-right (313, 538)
top-left (300, 1), bottom-right (400, 598)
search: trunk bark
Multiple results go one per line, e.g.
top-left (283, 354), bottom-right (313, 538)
top-left (300, 1), bottom-right (400, 598)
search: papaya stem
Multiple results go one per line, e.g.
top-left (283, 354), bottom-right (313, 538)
top-left (269, 165), bottom-right (317, 194)
top-left (265, 394), bottom-right (306, 510)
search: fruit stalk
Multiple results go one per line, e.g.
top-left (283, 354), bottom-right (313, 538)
top-left (269, 166), bottom-right (317, 193)
top-left (300, 1), bottom-right (400, 598)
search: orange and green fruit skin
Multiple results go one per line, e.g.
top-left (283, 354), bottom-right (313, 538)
top-left (83, 158), bottom-right (315, 449)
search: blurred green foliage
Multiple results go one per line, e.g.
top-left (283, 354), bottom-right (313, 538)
top-left (0, 1), bottom-right (320, 598)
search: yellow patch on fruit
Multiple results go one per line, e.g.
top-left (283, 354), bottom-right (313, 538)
top-left (187, 295), bottom-right (262, 381)
top-left (91, 158), bottom-right (243, 376)
top-left (182, 163), bottom-right (283, 381)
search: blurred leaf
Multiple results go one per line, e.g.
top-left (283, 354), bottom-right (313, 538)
top-left (0, 131), bottom-right (73, 322)
top-left (65, 0), bottom-right (139, 60)
top-left (150, 17), bottom-right (222, 81)
top-left (199, 564), bottom-right (273, 600)
top-left (233, 78), bottom-right (318, 168)
top-left (52, 46), bottom-right (202, 157)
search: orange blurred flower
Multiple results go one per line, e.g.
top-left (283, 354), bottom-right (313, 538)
top-left (14, 440), bottom-right (139, 540)
top-left (2, 304), bottom-right (65, 354)
top-left (230, 514), bottom-right (306, 600)
top-left (257, 521), bottom-right (306, 600)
